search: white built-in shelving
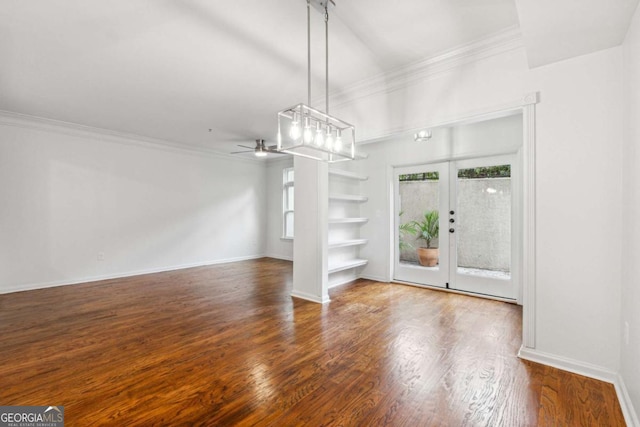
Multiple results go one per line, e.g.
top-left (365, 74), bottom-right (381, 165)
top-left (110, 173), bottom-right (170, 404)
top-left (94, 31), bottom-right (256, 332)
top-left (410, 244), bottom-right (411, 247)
top-left (328, 194), bottom-right (368, 202)
top-left (328, 217), bottom-right (368, 224)
top-left (328, 166), bottom-right (369, 284)
top-left (328, 259), bottom-right (369, 274)
top-left (328, 239), bottom-right (368, 249)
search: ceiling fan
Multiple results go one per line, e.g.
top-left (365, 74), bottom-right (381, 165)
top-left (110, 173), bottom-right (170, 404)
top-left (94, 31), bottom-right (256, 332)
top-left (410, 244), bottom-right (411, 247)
top-left (231, 139), bottom-right (286, 158)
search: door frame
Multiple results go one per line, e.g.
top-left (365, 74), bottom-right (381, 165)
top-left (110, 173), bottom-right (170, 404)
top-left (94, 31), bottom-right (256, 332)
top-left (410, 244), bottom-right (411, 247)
top-left (386, 93), bottom-right (538, 350)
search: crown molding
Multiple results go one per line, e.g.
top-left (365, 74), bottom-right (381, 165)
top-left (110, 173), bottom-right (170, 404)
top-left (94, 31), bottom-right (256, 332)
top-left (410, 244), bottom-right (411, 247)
top-left (325, 26), bottom-right (524, 108)
top-left (0, 110), bottom-right (265, 165)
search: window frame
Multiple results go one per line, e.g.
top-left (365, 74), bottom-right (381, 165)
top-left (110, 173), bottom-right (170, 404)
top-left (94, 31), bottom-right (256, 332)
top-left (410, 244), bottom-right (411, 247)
top-left (282, 167), bottom-right (294, 239)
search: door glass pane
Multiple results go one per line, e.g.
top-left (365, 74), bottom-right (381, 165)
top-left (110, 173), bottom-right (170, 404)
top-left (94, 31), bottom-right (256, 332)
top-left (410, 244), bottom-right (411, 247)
top-left (398, 170), bottom-right (440, 269)
top-left (456, 165), bottom-right (511, 279)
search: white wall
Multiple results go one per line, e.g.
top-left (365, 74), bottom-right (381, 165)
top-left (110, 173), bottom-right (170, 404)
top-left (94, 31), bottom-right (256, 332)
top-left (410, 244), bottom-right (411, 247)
top-left (331, 45), bottom-right (528, 142)
top-left (0, 115), bottom-right (267, 293)
top-left (335, 41), bottom-right (627, 387)
top-left (622, 3), bottom-right (640, 422)
top-left (526, 48), bottom-right (624, 373)
top-left (265, 157), bottom-right (293, 260)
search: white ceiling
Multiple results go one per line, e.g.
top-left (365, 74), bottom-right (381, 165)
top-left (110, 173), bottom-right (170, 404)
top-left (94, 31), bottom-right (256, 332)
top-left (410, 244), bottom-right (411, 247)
top-left (0, 0), bottom-right (637, 155)
top-left (516, 0), bottom-right (639, 68)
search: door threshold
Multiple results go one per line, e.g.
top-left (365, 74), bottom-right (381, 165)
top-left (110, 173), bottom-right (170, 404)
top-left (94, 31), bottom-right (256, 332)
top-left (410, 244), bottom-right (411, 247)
top-left (391, 280), bottom-right (518, 304)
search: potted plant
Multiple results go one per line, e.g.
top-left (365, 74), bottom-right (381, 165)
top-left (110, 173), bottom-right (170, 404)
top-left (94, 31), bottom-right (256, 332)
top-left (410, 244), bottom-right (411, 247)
top-left (412, 210), bottom-right (439, 267)
top-left (399, 210), bottom-right (417, 251)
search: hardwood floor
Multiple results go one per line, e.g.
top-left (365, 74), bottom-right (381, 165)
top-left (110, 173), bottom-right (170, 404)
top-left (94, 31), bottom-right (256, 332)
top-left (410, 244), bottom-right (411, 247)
top-left (0, 258), bottom-right (625, 426)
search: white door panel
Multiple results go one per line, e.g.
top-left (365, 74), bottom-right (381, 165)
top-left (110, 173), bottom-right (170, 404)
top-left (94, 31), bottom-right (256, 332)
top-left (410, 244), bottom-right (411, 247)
top-left (393, 155), bottom-right (518, 300)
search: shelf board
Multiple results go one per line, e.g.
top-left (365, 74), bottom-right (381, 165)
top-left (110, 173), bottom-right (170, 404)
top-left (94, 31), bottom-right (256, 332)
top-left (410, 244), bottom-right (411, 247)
top-left (328, 239), bottom-right (368, 249)
top-left (329, 169), bottom-right (368, 181)
top-left (329, 194), bottom-right (368, 202)
top-left (328, 217), bottom-right (369, 224)
top-left (328, 259), bottom-right (368, 274)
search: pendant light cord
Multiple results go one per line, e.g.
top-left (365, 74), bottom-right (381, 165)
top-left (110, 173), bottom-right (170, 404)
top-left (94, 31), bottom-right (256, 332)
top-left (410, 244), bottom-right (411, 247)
top-left (325, 5), bottom-right (329, 116)
top-left (307, 0), bottom-right (311, 106)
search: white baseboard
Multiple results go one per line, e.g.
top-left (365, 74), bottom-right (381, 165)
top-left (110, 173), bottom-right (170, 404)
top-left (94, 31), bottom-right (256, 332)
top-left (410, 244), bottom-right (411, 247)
top-left (518, 347), bottom-right (618, 383)
top-left (358, 274), bottom-right (390, 283)
top-left (290, 290), bottom-right (330, 304)
top-left (614, 373), bottom-right (640, 427)
top-left (328, 276), bottom-right (358, 289)
top-left (1, 254), bottom-right (266, 294)
top-left (264, 254), bottom-right (293, 262)
top-left (518, 346), bottom-right (640, 427)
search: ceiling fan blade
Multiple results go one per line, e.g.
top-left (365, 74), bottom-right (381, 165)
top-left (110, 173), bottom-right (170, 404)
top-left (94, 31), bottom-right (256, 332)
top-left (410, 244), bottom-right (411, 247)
top-left (231, 140), bottom-right (289, 157)
top-left (265, 145), bottom-right (288, 155)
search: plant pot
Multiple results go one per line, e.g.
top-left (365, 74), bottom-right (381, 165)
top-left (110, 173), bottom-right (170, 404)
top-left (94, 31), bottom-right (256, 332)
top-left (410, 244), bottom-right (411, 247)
top-left (417, 247), bottom-right (439, 267)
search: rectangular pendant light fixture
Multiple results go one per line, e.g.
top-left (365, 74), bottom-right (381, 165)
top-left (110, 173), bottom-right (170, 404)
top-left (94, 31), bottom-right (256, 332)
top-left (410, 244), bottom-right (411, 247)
top-left (277, 103), bottom-right (356, 163)
top-left (276, 0), bottom-right (358, 163)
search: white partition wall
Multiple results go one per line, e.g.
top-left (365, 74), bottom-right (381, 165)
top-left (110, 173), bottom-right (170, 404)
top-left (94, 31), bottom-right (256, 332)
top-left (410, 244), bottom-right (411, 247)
top-left (291, 156), bottom-right (330, 303)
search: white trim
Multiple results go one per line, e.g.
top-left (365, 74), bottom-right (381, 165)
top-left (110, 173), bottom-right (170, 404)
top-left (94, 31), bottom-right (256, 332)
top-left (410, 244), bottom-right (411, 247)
top-left (522, 95), bottom-right (538, 349)
top-left (518, 347), bottom-right (618, 384)
top-left (386, 165), bottom-right (394, 283)
top-left (1, 254), bottom-right (266, 295)
top-left (614, 374), bottom-right (640, 427)
top-left (265, 254), bottom-right (293, 262)
top-left (326, 26), bottom-right (523, 109)
top-left (359, 274), bottom-right (390, 283)
top-left (290, 290), bottom-right (331, 304)
top-left (283, 166), bottom-right (295, 239)
top-left (519, 348), bottom-right (640, 426)
top-left (0, 110), bottom-right (263, 164)
top-left (328, 276), bottom-right (359, 289)
top-left (520, 347), bottom-right (639, 427)
top-left (389, 147), bottom-right (520, 169)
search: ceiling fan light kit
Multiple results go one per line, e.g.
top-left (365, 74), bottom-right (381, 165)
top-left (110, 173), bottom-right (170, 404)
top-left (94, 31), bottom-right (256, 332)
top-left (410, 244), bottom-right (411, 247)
top-left (230, 139), bottom-right (282, 157)
top-left (276, 0), bottom-right (357, 163)
top-left (414, 130), bottom-right (432, 142)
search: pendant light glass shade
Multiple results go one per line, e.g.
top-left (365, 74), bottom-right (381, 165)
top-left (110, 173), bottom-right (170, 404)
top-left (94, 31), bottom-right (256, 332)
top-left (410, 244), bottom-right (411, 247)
top-left (277, 103), bottom-right (356, 162)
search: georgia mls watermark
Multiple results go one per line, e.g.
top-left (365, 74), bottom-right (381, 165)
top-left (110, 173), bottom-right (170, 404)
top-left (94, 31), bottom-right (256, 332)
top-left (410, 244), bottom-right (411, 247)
top-left (0, 406), bottom-right (64, 427)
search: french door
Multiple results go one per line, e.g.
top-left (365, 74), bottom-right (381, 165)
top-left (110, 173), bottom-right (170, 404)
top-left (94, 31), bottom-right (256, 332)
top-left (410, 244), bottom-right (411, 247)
top-left (394, 155), bottom-right (518, 300)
